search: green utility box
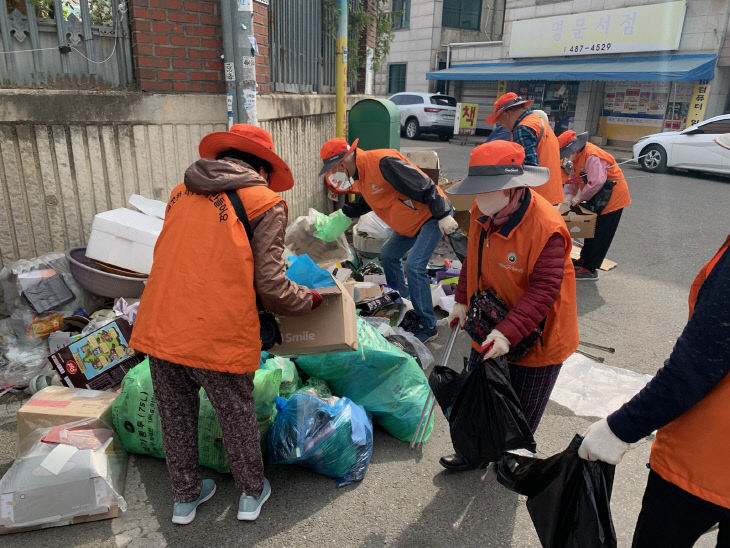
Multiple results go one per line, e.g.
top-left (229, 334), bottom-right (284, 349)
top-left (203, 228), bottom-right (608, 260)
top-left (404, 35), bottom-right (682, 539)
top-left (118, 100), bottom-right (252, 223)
top-left (348, 98), bottom-right (401, 151)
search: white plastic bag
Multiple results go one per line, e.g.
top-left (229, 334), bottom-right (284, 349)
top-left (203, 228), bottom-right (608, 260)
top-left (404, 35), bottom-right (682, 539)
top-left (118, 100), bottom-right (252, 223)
top-left (355, 212), bottom-right (394, 240)
top-left (285, 213), bottom-right (353, 265)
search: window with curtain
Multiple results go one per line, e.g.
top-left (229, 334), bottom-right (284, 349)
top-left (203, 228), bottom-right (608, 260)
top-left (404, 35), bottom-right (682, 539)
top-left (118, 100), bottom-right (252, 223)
top-left (392, 0), bottom-right (410, 29)
top-left (442, 0), bottom-right (482, 30)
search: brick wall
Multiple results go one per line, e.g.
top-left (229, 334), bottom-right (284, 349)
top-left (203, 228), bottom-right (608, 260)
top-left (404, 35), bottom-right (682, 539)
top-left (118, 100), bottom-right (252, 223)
top-left (253, 2), bottom-right (271, 93)
top-left (129, 0), bottom-right (273, 94)
top-left (128, 0), bottom-right (225, 93)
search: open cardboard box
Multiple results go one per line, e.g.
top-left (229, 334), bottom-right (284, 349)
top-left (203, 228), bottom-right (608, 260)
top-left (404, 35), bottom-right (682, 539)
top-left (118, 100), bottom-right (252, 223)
top-left (556, 202), bottom-right (597, 239)
top-left (273, 276), bottom-right (358, 356)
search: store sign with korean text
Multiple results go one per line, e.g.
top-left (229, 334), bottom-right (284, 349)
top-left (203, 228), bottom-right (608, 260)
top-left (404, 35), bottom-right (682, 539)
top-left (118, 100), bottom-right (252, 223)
top-left (509, 1), bottom-right (686, 58)
top-left (454, 103), bottom-right (479, 136)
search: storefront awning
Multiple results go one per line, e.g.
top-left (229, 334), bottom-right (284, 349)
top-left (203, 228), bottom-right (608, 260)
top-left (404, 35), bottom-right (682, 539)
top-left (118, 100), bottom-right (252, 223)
top-left (426, 54), bottom-right (717, 82)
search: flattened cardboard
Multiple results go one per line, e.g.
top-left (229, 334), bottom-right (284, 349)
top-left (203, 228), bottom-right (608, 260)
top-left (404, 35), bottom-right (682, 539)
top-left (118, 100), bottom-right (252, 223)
top-left (17, 386), bottom-right (118, 444)
top-left (556, 203), bottom-right (597, 239)
top-left (273, 276), bottom-right (357, 356)
top-left (344, 281), bottom-right (383, 303)
top-left (47, 318), bottom-right (144, 391)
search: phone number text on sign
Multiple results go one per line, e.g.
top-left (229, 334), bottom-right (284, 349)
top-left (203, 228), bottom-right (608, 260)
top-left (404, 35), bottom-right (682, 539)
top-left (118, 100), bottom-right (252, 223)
top-left (563, 43), bottom-right (612, 55)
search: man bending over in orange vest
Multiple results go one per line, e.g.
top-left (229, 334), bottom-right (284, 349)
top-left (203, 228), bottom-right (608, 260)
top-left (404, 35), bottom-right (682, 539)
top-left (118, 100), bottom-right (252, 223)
top-left (320, 138), bottom-right (458, 343)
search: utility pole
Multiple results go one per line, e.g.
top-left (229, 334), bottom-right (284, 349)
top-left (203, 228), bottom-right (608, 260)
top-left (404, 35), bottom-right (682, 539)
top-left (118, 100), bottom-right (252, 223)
top-left (221, 0), bottom-right (259, 127)
top-left (335, 0), bottom-right (348, 138)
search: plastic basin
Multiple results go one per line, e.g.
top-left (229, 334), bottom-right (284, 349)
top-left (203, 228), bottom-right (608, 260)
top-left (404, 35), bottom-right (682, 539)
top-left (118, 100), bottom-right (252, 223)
top-left (66, 247), bottom-right (146, 298)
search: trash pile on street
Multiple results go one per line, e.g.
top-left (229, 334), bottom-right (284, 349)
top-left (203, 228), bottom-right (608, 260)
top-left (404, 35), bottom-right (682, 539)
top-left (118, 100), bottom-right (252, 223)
top-left (0, 190), bottom-right (470, 534)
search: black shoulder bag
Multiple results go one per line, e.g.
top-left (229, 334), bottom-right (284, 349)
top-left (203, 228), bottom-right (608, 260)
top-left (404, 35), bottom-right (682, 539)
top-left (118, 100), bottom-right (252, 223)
top-left (579, 173), bottom-right (617, 214)
top-left (225, 190), bottom-right (282, 351)
top-left (463, 228), bottom-right (544, 362)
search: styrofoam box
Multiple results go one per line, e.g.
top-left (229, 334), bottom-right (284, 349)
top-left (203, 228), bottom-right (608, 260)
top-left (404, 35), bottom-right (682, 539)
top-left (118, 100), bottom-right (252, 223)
top-left (85, 208), bottom-right (163, 274)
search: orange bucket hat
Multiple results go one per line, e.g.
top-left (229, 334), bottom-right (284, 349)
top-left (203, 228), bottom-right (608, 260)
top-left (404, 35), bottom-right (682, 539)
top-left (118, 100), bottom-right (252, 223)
top-left (485, 92), bottom-right (534, 124)
top-left (198, 124), bottom-right (294, 192)
top-left (319, 137), bottom-right (359, 176)
top-left (557, 130), bottom-right (588, 158)
top-left (445, 141), bottom-right (549, 195)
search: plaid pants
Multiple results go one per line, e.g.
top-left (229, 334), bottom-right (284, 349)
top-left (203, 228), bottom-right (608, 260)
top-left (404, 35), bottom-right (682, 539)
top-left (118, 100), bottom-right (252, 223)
top-left (149, 356), bottom-right (264, 502)
top-left (467, 348), bottom-right (562, 433)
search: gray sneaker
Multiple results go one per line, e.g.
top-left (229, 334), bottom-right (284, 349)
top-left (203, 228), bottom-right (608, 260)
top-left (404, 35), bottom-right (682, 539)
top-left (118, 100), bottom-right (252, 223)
top-left (172, 479), bottom-right (216, 525)
top-left (237, 478), bottom-right (271, 521)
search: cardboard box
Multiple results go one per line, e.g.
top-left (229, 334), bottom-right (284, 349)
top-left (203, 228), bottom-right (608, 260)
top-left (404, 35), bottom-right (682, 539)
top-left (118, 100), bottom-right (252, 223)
top-left (47, 318), bottom-right (144, 391)
top-left (273, 277), bottom-right (357, 356)
top-left (85, 208), bottom-right (163, 274)
top-left (16, 386), bottom-right (118, 444)
top-left (556, 203), bottom-right (597, 239)
top-left (344, 281), bottom-right (383, 303)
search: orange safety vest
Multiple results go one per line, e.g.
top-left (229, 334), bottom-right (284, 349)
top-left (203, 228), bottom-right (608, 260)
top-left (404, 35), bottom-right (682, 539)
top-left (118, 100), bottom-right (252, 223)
top-left (649, 235), bottom-right (730, 509)
top-left (355, 148), bottom-right (448, 237)
top-left (130, 183), bottom-right (283, 374)
top-left (465, 190), bottom-right (579, 367)
top-left (513, 113), bottom-right (565, 205)
top-left (571, 142), bottom-right (631, 215)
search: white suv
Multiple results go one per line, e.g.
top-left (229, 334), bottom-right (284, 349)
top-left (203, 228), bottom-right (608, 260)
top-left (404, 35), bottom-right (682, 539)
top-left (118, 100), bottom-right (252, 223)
top-left (388, 92), bottom-right (457, 141)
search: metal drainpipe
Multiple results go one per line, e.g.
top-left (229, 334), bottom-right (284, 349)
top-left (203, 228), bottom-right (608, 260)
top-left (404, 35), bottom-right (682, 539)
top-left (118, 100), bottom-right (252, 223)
top-left (335, 0), bottom-right (348, 139)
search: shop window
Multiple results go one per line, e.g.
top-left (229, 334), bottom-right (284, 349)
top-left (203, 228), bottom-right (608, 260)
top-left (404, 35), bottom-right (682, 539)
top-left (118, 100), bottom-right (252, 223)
top-left (392, 0), bottom-right (410, 29)
top-left (515, 81), bottom-right (579, 134)
top-left (443, 0), bottom-right (482, 30)
top-left (388, 64), bottom-right (407, 94)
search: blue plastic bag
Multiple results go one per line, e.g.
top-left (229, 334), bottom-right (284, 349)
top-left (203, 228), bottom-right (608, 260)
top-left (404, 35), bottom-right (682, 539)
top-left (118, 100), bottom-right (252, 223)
top-left (268, 393), bottom-right (373, 487)
top-left (295, 319), bottom-right (434, 442)
top-left (285, 254), bottom-right (336, 289)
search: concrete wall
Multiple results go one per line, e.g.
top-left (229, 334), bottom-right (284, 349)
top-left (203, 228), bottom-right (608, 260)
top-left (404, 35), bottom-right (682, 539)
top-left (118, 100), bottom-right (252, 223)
top-left (0, 91), bottom-right (361, 268)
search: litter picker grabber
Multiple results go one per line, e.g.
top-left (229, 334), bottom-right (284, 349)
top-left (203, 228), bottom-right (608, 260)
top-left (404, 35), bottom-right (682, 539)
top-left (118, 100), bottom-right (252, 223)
top-left (410, 324), bottom-right (460, 448)
top-left (578, 340), bottom-right (615, 353)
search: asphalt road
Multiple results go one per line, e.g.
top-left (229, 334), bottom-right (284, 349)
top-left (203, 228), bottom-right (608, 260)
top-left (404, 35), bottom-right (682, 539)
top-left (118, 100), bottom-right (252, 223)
top-left (1, 138), bottom-right (728, 547)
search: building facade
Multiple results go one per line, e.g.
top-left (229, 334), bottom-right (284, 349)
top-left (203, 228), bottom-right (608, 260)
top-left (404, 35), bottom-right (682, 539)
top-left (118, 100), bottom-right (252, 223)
top-left (380, 0), bottom-right (730, 147)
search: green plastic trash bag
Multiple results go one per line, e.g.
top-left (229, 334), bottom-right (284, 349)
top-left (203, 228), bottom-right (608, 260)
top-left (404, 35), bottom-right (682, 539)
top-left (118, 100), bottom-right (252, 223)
top-left (295, 319), bottom-right (434, 442)
top-left (261, 356), bottom-right (301, 398)
top-left (112, 358), bottom-right (282, 473)
top-left (297, 377), bottom-right (333, 399)
top-left (312, 209), bottom-right (352, 242)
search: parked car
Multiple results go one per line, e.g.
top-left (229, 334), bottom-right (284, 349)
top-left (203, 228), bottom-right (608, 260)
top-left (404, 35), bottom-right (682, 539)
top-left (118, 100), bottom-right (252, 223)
top-left (387, 92), bottom-right (456, 140)
top-left (633, 114), bottom-right (730, 174)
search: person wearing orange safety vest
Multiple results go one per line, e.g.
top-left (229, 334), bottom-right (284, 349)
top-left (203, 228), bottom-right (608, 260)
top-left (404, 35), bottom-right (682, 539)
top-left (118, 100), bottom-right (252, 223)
top-left (442, 140), bottom-right (578, 471)
top-left (319, 138), bottom-right (458, 343)
top-left (486, 92), bottom-right (565, 205)
top-left (558, 130), bottom-right (631, 281)
top-left (578, 234), bottom-right (730, 546)
top-left (131, 124), bottom-right (320, 526)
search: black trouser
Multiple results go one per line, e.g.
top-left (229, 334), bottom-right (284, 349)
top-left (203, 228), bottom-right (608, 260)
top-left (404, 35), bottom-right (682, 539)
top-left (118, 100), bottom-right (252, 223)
top-left (580, 208), bottom-right (623, 271)
top-left (632, 470), bottom-right (730, 547)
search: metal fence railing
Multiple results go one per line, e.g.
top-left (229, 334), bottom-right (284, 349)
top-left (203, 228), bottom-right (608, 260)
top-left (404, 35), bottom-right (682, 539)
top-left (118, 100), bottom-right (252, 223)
top-left (0, 0), bottom-right (133, 88)
top-left (270, 0), bottom-right (335, 94)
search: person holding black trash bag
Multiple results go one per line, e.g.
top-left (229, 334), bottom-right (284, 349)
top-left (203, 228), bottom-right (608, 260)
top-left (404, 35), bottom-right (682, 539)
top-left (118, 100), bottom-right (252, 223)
top-left (578, 233), bottom-right (730, 547)
top-left (442, 140), bottom-right (579, 471)
top-left (557, 130), bottom-right (631, 281)
top-left (130, 124), bottom-right (321, 526)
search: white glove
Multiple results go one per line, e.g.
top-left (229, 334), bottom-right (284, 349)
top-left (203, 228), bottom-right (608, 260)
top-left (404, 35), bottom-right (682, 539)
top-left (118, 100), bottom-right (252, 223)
top-left (447, 302), bottom-right (468, 329)
top-left (570, 193), bottom-right (582, 207)
top-left (578, 418), bottom-right (631, 465)
top-left (438, 216), bottom-right (459, 235)
top-left (482, 329), bottom-right (510, 360)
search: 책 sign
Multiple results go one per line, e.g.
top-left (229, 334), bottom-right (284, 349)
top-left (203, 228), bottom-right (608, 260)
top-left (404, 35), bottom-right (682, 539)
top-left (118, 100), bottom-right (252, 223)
top-left (454, 103), bottom-right (479, 136)
top-left (509, 1), bottom-right (686, 58)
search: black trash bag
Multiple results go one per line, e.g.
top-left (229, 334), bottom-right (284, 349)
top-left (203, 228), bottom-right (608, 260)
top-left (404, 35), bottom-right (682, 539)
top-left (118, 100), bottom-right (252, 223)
top-left (385, 334), bottom-right (423, 368)
top-left (446, 230), bottom-right (468, 262)
top-left (497, 434), bottom-right (617, 548)
top-left (428, 356), bottom-right (536, 466)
